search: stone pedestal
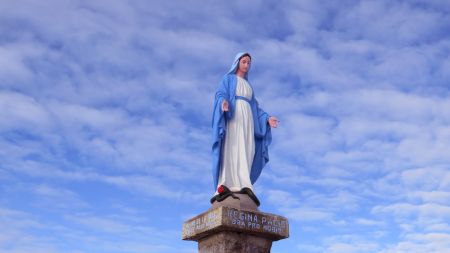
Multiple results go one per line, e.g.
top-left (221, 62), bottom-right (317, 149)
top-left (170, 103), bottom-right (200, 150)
top-left (182, 204), bottom-right (289, 253)
top-left (198, 231), bottom-right (272, 253)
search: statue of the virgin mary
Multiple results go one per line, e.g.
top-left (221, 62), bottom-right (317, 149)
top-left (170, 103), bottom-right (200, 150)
top-left (211, 52), bottom-right (278, 206)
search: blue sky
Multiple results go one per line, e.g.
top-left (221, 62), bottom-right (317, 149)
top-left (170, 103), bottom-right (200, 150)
top-left (1, 0), bottom-right (450, 252)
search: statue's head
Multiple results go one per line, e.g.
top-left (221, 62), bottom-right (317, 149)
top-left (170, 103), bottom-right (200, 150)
top-left (227, 52), bottom-right (252, 79)
top-left (237, 53), bottom-right (251, 75)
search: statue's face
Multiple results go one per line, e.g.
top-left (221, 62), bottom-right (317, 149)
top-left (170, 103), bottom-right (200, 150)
top-left (238, 56), bottom-right (251, 74)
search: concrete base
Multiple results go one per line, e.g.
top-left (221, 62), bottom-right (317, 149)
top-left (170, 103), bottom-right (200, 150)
top-left (182, 206), bottom-right (289, 253)
top-left (198, 231), bottom-right (272, 253)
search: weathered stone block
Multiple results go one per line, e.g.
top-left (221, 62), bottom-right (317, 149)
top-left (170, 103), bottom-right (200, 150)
top-left (198, 231), bottom-right (272, 253)
top-left (182, 206), bottom-right (289, 252)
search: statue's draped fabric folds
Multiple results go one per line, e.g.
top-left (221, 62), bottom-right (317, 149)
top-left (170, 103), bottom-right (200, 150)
top-left (211, 52), bottom-right (272, 192)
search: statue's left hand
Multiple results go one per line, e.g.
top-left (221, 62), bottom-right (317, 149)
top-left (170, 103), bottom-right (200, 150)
top-left (268, 116), bottom-right (279, 128)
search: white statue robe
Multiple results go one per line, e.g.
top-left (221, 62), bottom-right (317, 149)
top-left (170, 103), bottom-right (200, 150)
top-left (217, 76), bottom-right (255, 192)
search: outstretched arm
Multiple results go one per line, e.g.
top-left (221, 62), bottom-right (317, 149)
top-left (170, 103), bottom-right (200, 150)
top-left (268, 116), bottom-right (279, 128)
top-left (215, 76), bottom-right (230, 113)
top-left (256, 99), bottom-right (278, 128)
top-left (222, 100), bottom-right (229, 112)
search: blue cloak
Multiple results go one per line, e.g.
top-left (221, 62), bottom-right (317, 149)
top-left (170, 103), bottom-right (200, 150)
top-left (211, 52), bottom-right (272, 190)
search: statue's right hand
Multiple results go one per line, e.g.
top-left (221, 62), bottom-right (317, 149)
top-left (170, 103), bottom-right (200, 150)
top-left (222, 100), bottom-right (229, 112)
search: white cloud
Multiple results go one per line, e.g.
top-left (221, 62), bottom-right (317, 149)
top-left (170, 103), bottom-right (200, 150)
top-left (373, 202), bottom-right (450, 220)
top-left (265, 189), bottom-right (300, 207)
top-left (282, 207), bottom-right (333, 222)
top-left (0, 46), bottom-right (34, 83)
top-left (379, 232), bottom-right (450, 253)
top-left (354, 218), bottom-right (385, 227)
top-left (0, 206), bottom-right (186, 253)
top-left (401, 168), bottom-right (450, 191)
top-left (327, 242), bottom-right (379, 253)
top-left (34, 184), bottom-right (89, 209)
top-left (0, 91), bottom-right (52, 131)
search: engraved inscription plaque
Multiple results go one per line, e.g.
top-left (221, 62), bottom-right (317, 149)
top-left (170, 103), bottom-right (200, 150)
top-left (182, 206), bottom-right (289, 241)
